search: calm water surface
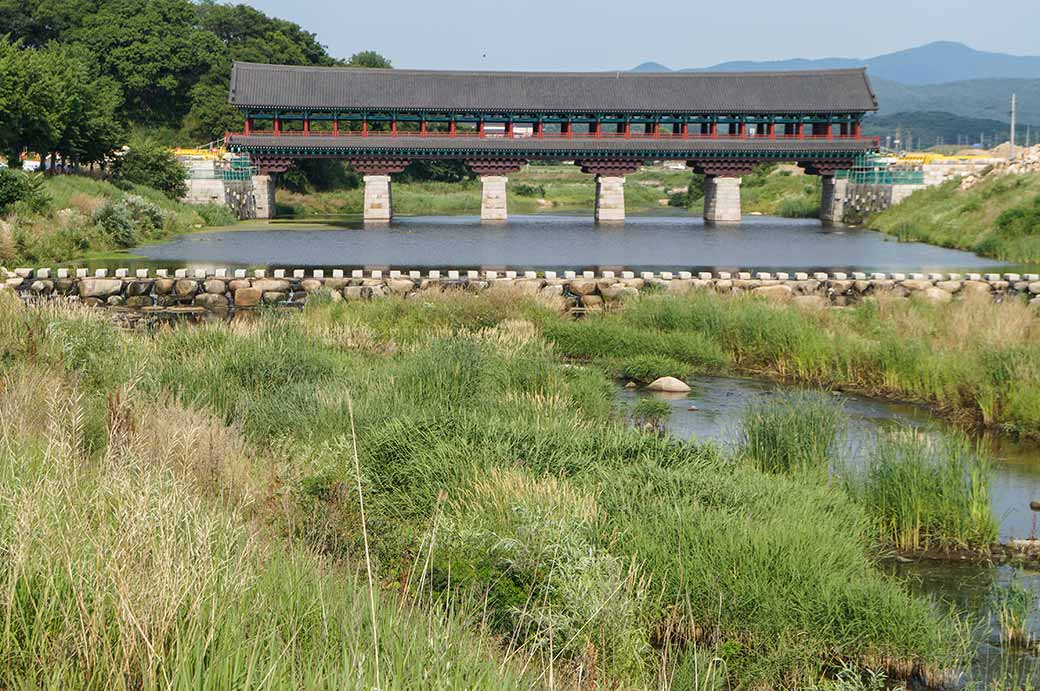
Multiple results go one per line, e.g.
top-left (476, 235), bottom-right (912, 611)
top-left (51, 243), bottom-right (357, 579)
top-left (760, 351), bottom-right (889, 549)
top-left (621, 376), bottom-right (1040, 684)
top-left (119, 214), bottom-right (1014, 273)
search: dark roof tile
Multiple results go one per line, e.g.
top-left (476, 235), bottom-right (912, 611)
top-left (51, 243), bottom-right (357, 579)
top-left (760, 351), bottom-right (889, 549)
top-left (229, 63), bottom-right (878, 114)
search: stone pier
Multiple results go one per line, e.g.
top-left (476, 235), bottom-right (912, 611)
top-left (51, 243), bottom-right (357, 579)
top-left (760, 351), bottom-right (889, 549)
top-left (352, 159), bottom-right (411, 223)
top-left (362, 175), bottom-right (393, 222)
top-left (578, 160), bottom-right (642, 223)
top-left (594, 176), bottom-right (626, 222)
top-left (252, 174), bottom-right (276, 220)
top-left (479, 175), bottom-right (508, 221)
top-left (819, 176), bottom-right (848, 224)
top-left (467, 160), bottom-right (525, 222)
top-left (703, 176), bottom-right (742, 223)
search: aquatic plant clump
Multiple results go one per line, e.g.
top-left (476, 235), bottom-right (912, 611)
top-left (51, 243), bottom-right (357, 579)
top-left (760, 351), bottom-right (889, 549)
top-left (846, 429), bottom-right (999, 552)
top-left (738, 391), bottom-right (846, 474)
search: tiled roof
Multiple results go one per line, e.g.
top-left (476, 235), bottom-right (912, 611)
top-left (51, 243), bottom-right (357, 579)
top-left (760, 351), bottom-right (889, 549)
top-left (229, 63), bottom-right (878, 114)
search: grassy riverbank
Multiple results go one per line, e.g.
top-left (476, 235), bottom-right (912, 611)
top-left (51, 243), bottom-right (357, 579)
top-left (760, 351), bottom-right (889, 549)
top-left (276, 163), bottom-right (821, 219)
top-left (1, 288), bottom-right (976, 689)
top-left (544, 290), bottom-right (1040, 438)
top-left (867, 172), bottom-right (1040, 263)
top-left (0, 173), bottom-right (237, 267)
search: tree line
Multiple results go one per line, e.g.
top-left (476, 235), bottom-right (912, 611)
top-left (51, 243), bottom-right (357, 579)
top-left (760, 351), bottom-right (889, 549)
top-left (0, 0), bottom-right (389, 174)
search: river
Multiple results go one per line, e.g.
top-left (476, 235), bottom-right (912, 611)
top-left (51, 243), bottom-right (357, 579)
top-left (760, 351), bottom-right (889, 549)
top-left (621, 376), bottom-right (1040, 685)
top-left (113, 214), bottom-right (1018, 274)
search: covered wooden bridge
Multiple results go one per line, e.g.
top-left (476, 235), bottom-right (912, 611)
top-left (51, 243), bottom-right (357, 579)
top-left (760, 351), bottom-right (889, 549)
top-left (225, 62), bottom-right (879, 222)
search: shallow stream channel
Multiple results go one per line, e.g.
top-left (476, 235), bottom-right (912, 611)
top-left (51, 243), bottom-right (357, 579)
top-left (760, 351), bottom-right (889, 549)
top-left (620, 376), bottom-right (1040, 687)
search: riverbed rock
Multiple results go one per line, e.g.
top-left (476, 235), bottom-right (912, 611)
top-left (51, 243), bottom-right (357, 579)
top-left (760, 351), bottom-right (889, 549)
top-left (126, 296), bottom-right (153, 308)
top-left (962, 280), bottom-right (992, 296)
top-left (539, 284), bottom-right (564, 298)
top-left (78, 278), bottom-right (123, 299)
top-left (234, 287), bottom-right (262, 307)
top-left (154, 278), bottom-right (175, 295)
top-left (387, 278), bottom-right (415, 295)
top-left (106, 295), bottom-right (125, 306)
top-left (228, 279), bottom-right (251, 292)
top-left (300, 278), bottom-right (324, 293)
top-left (195, 293), bottom-right (229, 313)
top-left (791, 294), bottom-right (829, 310)
top-left (30, 280), bottom-right (53, 294)
top-left (935, 280), bottom-right (962, 293)
top-left (126, 280), bottom-right (153, 297)
top-left (917, 287), bottom-right (953, 304)
top-left (901, 279), bottom-right (932, 292)
top-left (569, 279), bottom-right (598, 296)
top-left (1028, 281), bottom-right (1040, 295)
top-left (646, 376), bottom-right (691, 393)
top-left (513, 278), bottom-right (545, 294)
top-left (262, 291), bottom-right (288, 304)
top-left (204, 279), bottom-right (226, 294)
top-left (580, 294), bottom-right (603, 309)
top-left (174, 279), bottom-right (198, 297)
top-left (750, 284), bottom-right (793, 302)
top-left (252, 278), bottom-right (291, 293)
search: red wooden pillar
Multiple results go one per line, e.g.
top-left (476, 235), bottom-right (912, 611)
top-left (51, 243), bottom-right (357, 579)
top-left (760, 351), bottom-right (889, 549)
top-left (852, 122), bottom-right (862, 139)
top-left (681, 123), bottom-right (689, 138)
top-left (478, 120), bottom-right (484, 138)
top-left (332, 118), bottom-right (339, 136)
top-left (738, 122), bottom-right (747, 139)
top-left (243, 118), bottom-right (252, 135)
top-left (795, 123), bottom-right (804, 139)
top-left (709, 122), bottom-right (718, 139)
top-left (768, 123), bottom-right (776, 140)
top-left (303, 117), bottom-right (310, 136)
top-left (825, 123), bottom-right (833, 140)
top-left (361, 119), bottom-right (368, 137)
top-left (391, 119), bottom-right (397, 136)
top-left (273, 116), bottom-right (281, 135)
top-left (420, 119), bottom-right (427, 137)
top-left (623, 122), bottom-right (631, 139)
top-left (449, 120), bottom-right (456, 137)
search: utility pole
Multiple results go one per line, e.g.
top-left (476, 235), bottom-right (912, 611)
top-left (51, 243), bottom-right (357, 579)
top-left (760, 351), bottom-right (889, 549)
top-left (1010, 93), bottom-right (1017, 159)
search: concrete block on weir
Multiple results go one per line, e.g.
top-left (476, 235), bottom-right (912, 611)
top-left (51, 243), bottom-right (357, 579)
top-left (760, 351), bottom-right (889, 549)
top-left (891, 273), bottom-right (906, 281)
top-left (832, 272), bottom-right (848, 280)
top-left (389, 270), bottom-right (401, 278)
top-left (505, 271), bottom-right (517, 279)
top-left (717, 272), bottom-right (732, 280)
top-left (370, 270), bottom-right (382, 278)
top-left (872, 273), bottom-right (887, 280)
top-left (678, 271), bottom-right (692, 280)
top-left (582, 271), bottom-right (594, 279)
top-left (756, 272), bottom-right (771, 280)
top-left (564, 271), bottom-right (576, 279)
top-left (76, 269), bottom-right (88, 278)
top-left (332, 269), bottom-right (344, 279)
top-left (194, 269), bottom-right (207, 279)
top-left (485, 271), bottom-right (497, 279)
top-left (544, 271), bottom-right (557, 279)
top-left (428, 270), bottom-right (441, 279)
top-left (409, 271), bottom-right (420, 279)
top-left (737, 272), bottom-right (751, 280)
top-left (927, 273), bottom-right (944, 281)
top-left (775, 272), bottom-right (789, 281)
top-left (966, 273), bottom-right (982, 281)
top-left (254, 269), bottom-right (267, 278)
top-left (115, 268), bottom-right (128, 278)
top-left (1005, 274), bottom-right (1022, 282)
top-left (813, 272), bottom-right (828, 281)
top-left (524, 271), bottom-right (537, 279)
top-left (215, 268), bottom-right (227, 278)
top-left (622, 271), bottom-right (635, 279)
top-left (467, 270), bottom-right (479, 279)
top-left (984, 274), bottom-right (1001, 281)
top-left (909, 273), bottom-right (924, 280)
top-left (156, 269), bottom-right (168, 278)
top-left (641, 272), bottom-right (654, 280)
top-left (352, 270), bottom-right (364, 278)
top-left (314, 270), bottom-right (325, 279)
top-left (698, 272), bottom-right (713, 280)
top-left (661, 272), bottom-right (674, 280)
top-left (852, 272), bottom-right (866, 281)
top-left (234, 269), bottom-right (246, 278)
top-left (448, 270), bottom-right (459, 279)
top-left (795, 272), bottom-right (809, 281)
top-left (95, 269), bottom-right (108, 277)
top-left (57, 268), bottom-right (69, 279)
top-left (37, 268), bottom-right (50, 279)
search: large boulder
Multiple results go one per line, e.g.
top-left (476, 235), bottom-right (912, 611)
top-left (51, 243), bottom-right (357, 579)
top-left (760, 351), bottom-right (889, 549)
top-left (174, 279), bottom-right (198, 297)
top-left (204, 279), bottom-right (227, 294)
top-left (387, 278), bottom-right (415, 295)
top-left (751, 284), bottom-right (793, 303)
top-left (568, 279), bottom-right (598, 296)
top-left (195, 293), bottom-right (229, 312)
top-left (234, 287), bottom-right (262, 307)
top-left (917, 287), bottom-right (953, 304)
top-left (252, 278), bottom-right (291, 293)
top-left (79, 278), bottom-right (123, 299)
top-left (646, 376), bottom-right (691, 393)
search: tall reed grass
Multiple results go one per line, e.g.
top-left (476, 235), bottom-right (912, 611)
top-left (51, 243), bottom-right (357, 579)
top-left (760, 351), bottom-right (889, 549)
top-left (844, 429), bottom-right (998, 551)
top-left (738, 391), bottom-right (845, 474)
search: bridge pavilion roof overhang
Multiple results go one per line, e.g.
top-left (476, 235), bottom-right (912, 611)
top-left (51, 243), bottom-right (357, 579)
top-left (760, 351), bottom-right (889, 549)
top-left (229, 62), bottom-right (879, 116)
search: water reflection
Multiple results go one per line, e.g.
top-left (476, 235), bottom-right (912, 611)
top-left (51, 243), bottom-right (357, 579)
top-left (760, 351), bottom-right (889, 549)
top-left (94, 214), bottom-right (1017, 273)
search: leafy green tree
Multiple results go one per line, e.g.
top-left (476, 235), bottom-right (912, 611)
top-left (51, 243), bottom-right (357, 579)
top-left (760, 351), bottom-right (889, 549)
top-left (347, 51), bottom-right (391, 68)
top-left (112, 136), bottom-right (187, 199)
top-left (69, 0), bottom-right (223, 126)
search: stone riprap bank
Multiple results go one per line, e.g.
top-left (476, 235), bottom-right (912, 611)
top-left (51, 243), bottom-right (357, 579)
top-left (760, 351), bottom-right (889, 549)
top-left (6, 267), bottom-right (1040, 318)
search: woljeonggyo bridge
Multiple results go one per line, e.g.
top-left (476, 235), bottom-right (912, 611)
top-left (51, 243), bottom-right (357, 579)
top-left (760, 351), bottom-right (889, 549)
top-left (225, 62), bottom-right (879, 223)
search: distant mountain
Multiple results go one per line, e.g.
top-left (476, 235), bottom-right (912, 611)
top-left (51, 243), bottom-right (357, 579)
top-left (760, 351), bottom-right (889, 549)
top-left (636, 41), bottom-right (1040, 86)
top-left (872, 77), bottom-right (1040, 123)
top-left (862, 111), bottom-right (1036, 148)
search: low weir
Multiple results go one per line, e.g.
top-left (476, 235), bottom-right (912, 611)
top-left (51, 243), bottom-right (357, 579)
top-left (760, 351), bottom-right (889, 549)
top-left (6, 267), bottom-right (1039, 322)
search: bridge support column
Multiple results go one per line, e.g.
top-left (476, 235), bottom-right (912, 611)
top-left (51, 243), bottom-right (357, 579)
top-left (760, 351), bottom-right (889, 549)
top-left (594, 176), bottom-right (626, 222)
top-left (363, 175), bottom-right (393, 222)
top-left (703, 176), bottom-right (742, 223)
top-left (466, 159), bottom-right (526, 222)
top-left (252, 174), bottom-right (276, 220)
top-left (820, 176), bottom-right (848, 225)
top-left (479, 175), bottom-right (508, 221)
top-left (577, 160), bottom-right (642, 223)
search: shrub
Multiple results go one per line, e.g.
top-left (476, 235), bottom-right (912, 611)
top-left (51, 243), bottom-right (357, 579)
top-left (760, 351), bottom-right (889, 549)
top-left (93, 199), bottom-right (136, 247)
top-left (0, 170), bottom-right (49, 214)
top-left (194, 202), bottom-right (238, 226)
top-left (512, 183), bottom-right (545, 197)
top-left (112, 136), bottom-right (187, 199)
top-left (778, 196), bottom-right (821, 218)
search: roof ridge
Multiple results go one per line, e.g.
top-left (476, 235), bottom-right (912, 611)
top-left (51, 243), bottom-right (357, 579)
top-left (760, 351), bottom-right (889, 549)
top-left (231, 61), bottom-right (869, 79)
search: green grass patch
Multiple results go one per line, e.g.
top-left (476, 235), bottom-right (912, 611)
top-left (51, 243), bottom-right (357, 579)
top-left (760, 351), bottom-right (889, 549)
top-left (739, 391), bottom-right (846, 474)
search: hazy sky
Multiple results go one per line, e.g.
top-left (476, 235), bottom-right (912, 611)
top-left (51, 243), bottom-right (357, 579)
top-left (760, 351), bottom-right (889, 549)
top-left (241, 0), bottom-right (1039, 71)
